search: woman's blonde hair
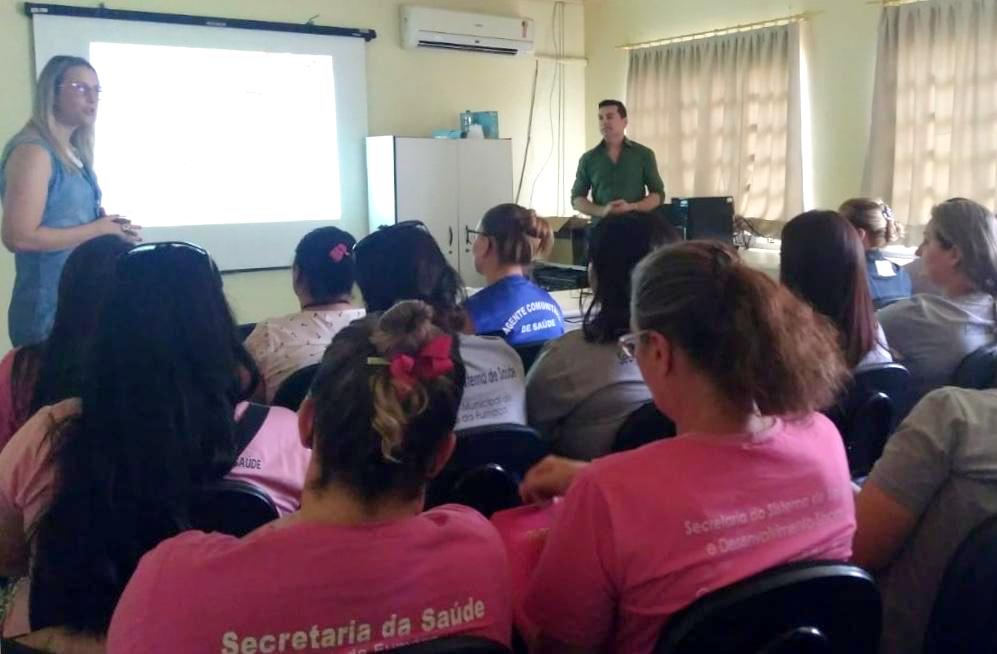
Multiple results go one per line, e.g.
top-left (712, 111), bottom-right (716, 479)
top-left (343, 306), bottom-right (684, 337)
top-left (839, 198), bottom-right (903, 248)
top-left (308, 300), bottom-right (466, 502)
top-left (24, 55), bottom-right (97, 172)
top-left (480, 203), bottom-right (554, 265)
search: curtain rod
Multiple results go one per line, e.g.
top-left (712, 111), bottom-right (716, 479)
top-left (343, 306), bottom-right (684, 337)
top-left (865, 0), bottom-right (927, 5)
top-left (616, 11), bottom-right (819, 51)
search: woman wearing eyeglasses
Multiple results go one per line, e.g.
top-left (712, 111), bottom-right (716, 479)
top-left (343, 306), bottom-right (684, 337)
top-left (519, 242), bottom-right (856, 654)
top-left (839, 198), bottom-right (911, 310)
top-left (353, 221), bottom-right (527, 432)
top-left (0, 55), bottom-right (140, 347)
top-left (464, 203), bottom-right (564, 346)
top-left (525, 213), bottom-right (677, 460)
top-left (0, 242), bottom-right (310, 651)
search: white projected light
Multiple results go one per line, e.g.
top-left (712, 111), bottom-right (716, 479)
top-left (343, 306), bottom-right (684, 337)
top-left (30, 10), bottom-right (370, 270)
top-left (90, 43), bottom-right (341, 227)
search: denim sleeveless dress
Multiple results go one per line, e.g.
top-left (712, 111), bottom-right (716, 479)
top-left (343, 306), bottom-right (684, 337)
top-left (0, 134), bottom-right (101, 346)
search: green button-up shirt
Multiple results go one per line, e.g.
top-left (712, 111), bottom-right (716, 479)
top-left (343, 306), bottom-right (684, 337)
top-left (570, 138), bottom-right (665, 207)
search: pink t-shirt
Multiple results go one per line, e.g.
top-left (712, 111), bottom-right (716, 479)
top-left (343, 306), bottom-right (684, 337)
top-left (0, 399), bottom-right (310, 637)
top-left (0, 348), bottom-right (31, 455)
top-left (523, 413), bottom-right (856, 654)
top-left (107, 505), bottom-right (512, 654)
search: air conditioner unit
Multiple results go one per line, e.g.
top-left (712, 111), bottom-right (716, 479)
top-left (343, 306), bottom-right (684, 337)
top-left (401, 6), bottom-right (535, 56)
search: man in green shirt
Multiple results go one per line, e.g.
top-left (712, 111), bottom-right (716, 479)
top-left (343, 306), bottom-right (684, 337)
top-left (571, 99), bottom-right (665, 218)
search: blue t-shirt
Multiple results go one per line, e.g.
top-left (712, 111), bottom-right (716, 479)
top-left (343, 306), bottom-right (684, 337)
top-left (866, 249), bottom-right (912, 310)
top-left (465, 275), bottom-right (565, 346)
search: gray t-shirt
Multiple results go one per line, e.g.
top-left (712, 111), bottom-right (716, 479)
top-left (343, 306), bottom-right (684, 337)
top-left (455, 334), bottom-right (527, 431)
top-left (525, 330), bottom-right (651, 460)
top-left (877, 292), bottom-right (996, 401)
top-left (868, 387), bottom-right (997, 654)
top-left (904, 257), bottom-right (943, 296)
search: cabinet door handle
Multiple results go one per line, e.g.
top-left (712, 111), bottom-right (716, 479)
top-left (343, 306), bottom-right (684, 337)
top-left (449, 226), bottom-right (454, 246)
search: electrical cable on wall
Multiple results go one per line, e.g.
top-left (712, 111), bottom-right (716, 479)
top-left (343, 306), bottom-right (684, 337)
top-left (515, 59), bottom-right (540, 204)
top-left (528, 1), bottom-right (566, 213)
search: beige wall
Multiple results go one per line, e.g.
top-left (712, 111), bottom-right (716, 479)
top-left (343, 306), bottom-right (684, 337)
top-left (584, 0), bottom-right (882, 212)
top-left (0, 0), bottom-right (585, 347)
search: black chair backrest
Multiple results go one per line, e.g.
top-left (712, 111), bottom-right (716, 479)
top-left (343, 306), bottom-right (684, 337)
top-left (386, 636), bottom-right (510, 653)
top-left (824, 363), bottom-right (911, 477)
top-left (951, 342), bottom-right (997, 389)
top-left (428, 424), bottom-right (549, 512)
top-left (272, 363), bottom-right (321, 411)
top-left (1, 639), bottom-right (49, 654)
top-left (613, 401), bottom-right (677, 453)
top-left (513, 341), bottom-right (547, 373)
top-left (188, 479), bottom-right (279, 537)
top-left (923, 514), bottom-right (997, 654)
top-left (450, 463), bottom-right (521, 519)
top-left (656, 561), bottom-right (881, 654)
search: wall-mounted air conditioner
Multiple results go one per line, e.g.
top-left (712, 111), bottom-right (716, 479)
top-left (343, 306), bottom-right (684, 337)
top-left (401, 6), bottom-right (535, 56)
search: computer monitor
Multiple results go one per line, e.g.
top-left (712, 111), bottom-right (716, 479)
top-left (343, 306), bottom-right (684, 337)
top-left (669, 196), bottom-right (735, 243)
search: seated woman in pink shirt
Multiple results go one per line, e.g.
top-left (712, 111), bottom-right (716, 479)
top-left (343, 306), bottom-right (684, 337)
top-left (520, 242), bottom-right (857, 654)
top-left (107, 301), bottom-right (512, 654)
top-left (0, 242), bottom-right (310, 652)
top-left (0, 234), bottom-right (132, 453)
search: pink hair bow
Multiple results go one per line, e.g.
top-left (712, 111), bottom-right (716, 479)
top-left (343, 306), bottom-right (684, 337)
top-left (329, 243), bottom-right (350, 263)
top-left (388, 334), bottom-right (454, 397)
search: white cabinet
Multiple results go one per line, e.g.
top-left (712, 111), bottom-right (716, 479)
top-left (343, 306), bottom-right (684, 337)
top-left (366, 136), bottom-right (514, 288)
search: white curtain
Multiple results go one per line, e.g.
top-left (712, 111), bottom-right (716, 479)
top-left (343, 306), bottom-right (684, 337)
top-left (864, 0), bottom-right (997, 243)
top-left (626, 23), bottom-right (804, 230)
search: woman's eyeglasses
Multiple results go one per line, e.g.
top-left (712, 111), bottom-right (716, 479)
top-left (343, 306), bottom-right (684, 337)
top-left (62, 82), bottom-right (102, 99)
top-left (117, 241), bottom-right (214, 277)
top-left (618, 331), bottom-right (648, 361)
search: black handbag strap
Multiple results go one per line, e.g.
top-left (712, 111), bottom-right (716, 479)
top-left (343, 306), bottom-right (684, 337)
top-left (235, 402), bottom-right (270, 455)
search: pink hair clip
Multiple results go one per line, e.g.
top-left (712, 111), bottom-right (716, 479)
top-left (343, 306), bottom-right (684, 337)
top-left (329, 243), bottom-right (350, 263)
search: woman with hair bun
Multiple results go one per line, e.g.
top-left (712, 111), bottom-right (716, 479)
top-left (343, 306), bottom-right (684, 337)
top-left (107, 301), bottom-right (513, 654)
top-left (245, 226), bottom-right (365, 402)
top-left (464, 203), bottom-right (565, 345)
top-left (839, 198), bottom-right (912, 308)
top-left (520, 242), bottom-right (856, 654)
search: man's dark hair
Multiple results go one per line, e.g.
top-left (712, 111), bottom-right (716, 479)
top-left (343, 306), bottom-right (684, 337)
top-left (598, 99), bottom-right (627, 118)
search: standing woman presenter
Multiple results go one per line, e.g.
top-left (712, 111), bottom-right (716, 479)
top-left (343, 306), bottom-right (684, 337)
top-left (0, 55), bottom-right (139, 346)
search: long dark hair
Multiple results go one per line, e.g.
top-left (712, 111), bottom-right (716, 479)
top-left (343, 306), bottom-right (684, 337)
top-left (11, 236), bottom-right (133, 423)
top-left (354, 222), bottom-right (467, 331)
top-left (28, 242), bottom-right (260, 634)
top-left (780, 210), bottom-right (878, 369)
top-left (308, 301), bottom-right (466, 502)
top-left (583, 213), bottom-right (678, 343)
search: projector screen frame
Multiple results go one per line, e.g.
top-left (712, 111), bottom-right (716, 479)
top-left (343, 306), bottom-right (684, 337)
top-left (26, 2), bottom-right (375, 272)
top-left (24, 2), bottom-right (377, 41)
